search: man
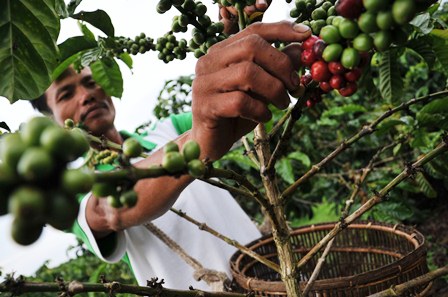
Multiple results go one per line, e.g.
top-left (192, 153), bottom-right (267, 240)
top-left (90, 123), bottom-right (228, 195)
top-left (31, 21), bottom-right (311, 291)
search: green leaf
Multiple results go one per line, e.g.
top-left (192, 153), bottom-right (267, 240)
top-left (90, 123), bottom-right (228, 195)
top-left (378, 49), bottom-right (404, 103)
top-left (316, 117), bottom-right (339, 126)
top-left (58, 36), bottom-right (97, 62)
top-left (118, 52), bottom-right (133, 69)
top-left (415, 172), bottom-right (437, 198)
top-left (220, 149), bottom-right (258, 170)
top-left (417, 97), bottom-right (448, 129)
top-left (67, 0), bottom-right (83, 16)
top-left (430, 34), bottom-right (448, 75)
top-left (78, 22), bottom-right (96, 42)
top-left (419, 97), bottom-right (448, 113)
top-left (430, 28), bottom-right (448, 40)
top-left (321, 104), bottom-right (367, 118)
top-left (292, 199), bottom-right (339, 226)
top-left (393, 143), bottom-right (402, 156)
top-left (55, 0), bottom-right (68, 18)
top-left (79, 47), bottom-right (101, 67)
top-left (275, 158), bottom-right (295, 185)
top-left (288, 152), bottom-right (311, 168)
top-left (52, 53), bottom-right (81, 80)
top-left (0, 0), bottom-right (60, 102)
top-left (371, 202), bottom-right (414, 223)
top-left (377, 119), bottom-right (406, 134)
top-left (90, 58), bottom-right (123, 98)
top-left (72, 10), bottom-right (115, 37)
top-left (410, 13), bottom-right (433, 34)
top-left (406, 37), bottom-right (436, 67)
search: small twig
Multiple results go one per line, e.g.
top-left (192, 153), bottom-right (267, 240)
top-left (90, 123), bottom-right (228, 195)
top-left (266, 92), bottom-right (309, 171)
top-left (170, 208), bottom-right (281, 273)
top-left (242, 136), bottom-right (260, 169)
top-left (199, 178), bottom-right (259, 202)
top-left (367, 265), bottom-right (448, 297)
top-left (302, 238), bottom-right (335, 296)
top-left (296, 140), bottom-right (448, 270)
top-left (341, 140), bottom-right (401, 218)
top-left (268, 90), bottom-right (308, 139)
top-left (93, 165), bottom-right (168, 183)
top-left (236, 4), bottom-right (247, 31)
top-left (282, 89), bottom-right (448, 199)
top-left (86, 134), bottom-right (149, 158)
top-left (204, 167), bottom-right (269, 208)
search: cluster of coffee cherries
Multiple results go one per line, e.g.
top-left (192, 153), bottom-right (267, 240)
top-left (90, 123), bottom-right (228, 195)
top-left (290, 0), bottom-right (337, 35)
top-left (300, 34), bottom-right (368, 98)
top-left (156, 0), bottom-right (226, 59)
top-left (91, 138), bottom-right (205, 208)
top-left (90, 137), bottom-right (143, 209)
top-left (112, 33), bottom-right (156, 56)
top-left (94, 149), bottom-right (120, 165)
top-left (334, 0), bottom-right (435, 51)
top-left (0, 117), bottom-right (92, 245)
top-left (297, 0), bottom-right (435, 101)
top-left (162, 140), bottom-right (206, 178)
top-left (156, 32), bottom-right (189, 63)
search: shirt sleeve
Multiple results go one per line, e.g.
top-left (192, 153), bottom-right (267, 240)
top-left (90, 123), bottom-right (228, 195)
top-left (71, 193), bottom-right (127, 263)
top-left (169, 112), bottom-right (192, 135)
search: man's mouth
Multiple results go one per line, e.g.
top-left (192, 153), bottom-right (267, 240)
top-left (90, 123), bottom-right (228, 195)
top-left (80, 103), bottom-right (108, 122)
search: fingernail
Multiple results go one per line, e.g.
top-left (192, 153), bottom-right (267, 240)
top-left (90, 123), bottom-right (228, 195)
top-left (291, 71), bottom-right (300, 87)
top-left (293, 23), bottom-right (310, 33)
top-left (289, 85), bottom-right (305, 99)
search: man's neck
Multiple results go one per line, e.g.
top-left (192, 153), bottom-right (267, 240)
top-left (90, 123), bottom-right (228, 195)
top-left (91, 127), bottom-right (124, 150)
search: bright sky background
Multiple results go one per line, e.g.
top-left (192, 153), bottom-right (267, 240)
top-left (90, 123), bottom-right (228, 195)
top-left (0, 0), bottom-right (291, 279)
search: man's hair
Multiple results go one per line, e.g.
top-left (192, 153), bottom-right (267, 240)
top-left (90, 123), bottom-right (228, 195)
top-left (30, 94), bottom-right (52, 114)
top-left (29, 67), bottom-right (79, 115)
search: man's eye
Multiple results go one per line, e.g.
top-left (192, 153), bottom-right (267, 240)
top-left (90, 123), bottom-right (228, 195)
top-left (59, 92), bottom-right (72, 101)
top-left (86, 80), bottom-right (96, 87)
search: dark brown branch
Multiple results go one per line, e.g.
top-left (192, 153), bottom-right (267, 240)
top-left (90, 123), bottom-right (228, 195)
top-left (282, 89), bottom-right (448, 199)
top-left (367, 265), bottom-right (448, 297)
top-left (296, 140), bottom-right (448, 270)
top-left (0, 278), bottom-right (246, 296)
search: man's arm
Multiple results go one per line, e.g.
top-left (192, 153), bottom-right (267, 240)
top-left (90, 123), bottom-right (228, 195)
top-left (85, 21), bottom-right (311, 239)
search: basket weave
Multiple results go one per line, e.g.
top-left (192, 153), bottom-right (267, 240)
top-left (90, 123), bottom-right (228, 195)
top-left (230, 221), bottom-right (431, 296)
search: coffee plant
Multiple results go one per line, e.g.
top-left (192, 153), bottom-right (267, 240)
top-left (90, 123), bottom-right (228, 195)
top-left (1, 0), bottom-right (448, 296)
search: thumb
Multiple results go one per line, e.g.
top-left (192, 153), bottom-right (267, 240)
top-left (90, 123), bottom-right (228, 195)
top-left (211, 21), bottom-right (311, 51)
top-left (281, 43), bottom-right (302, 71)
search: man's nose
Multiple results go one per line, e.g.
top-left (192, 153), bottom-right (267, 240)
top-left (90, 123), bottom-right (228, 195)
top-left (78, 86), bottom-right (95, 105)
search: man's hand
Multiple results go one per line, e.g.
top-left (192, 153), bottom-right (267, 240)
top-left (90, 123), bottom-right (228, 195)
top-left (220, 0), bottom-right (272, 34)
top-left (191, 21), bottom-right (311, 161)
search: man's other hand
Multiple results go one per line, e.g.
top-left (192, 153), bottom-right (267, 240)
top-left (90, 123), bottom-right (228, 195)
top-left (191, 21), bottom-right (311, 161)
top-left (220, 0), bottom-right (272, 34)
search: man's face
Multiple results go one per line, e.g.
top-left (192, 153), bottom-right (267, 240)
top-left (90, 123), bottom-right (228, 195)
top-left (45, 67), bottom-right (116, 136)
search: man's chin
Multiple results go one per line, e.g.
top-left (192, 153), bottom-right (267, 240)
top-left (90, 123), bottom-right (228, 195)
top-left (83, 118), bottom-right (114, 136)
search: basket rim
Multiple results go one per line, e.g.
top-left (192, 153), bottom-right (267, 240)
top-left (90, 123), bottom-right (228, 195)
top-left (230, 221), bottom-right (427, 291)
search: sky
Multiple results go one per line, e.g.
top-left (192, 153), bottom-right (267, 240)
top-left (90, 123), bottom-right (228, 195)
top-left (0, 0), bottom-right (291, 278)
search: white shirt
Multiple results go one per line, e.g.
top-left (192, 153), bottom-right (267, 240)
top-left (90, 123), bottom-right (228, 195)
top-left (75, 118), bottom-right (261, 290)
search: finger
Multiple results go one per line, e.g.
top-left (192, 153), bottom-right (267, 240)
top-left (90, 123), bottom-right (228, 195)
top-left (281, 43), bottom-right (302, 71)
top-left (194, 90), bottom-right (273, 123)
top-left (255, 0), bottom-right (270, 11)
top-left (197, 34), bottom-right (300, 91)
top-left (224, 6), bottom-right (238, 16)
top-left (195, 61), bottom-right (291, 109)
top-left (210, 21), bottom-right (311, 52)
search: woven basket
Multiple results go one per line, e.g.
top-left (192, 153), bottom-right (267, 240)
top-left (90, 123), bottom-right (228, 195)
top-left (230, 221), bottom-right (432, 296)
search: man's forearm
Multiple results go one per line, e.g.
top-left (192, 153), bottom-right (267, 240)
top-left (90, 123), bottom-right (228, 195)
top-left (86, 131), bottom-right (195, 238)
